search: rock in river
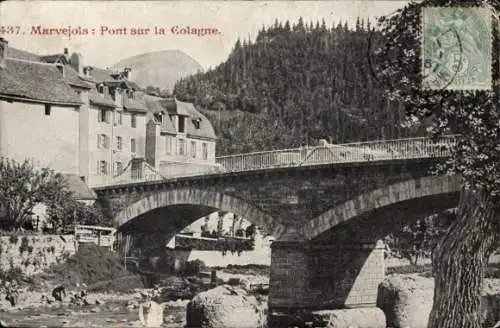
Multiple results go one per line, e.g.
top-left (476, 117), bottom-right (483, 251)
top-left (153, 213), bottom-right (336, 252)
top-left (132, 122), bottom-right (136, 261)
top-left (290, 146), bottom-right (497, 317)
top-left (186, 285), bottom-right (266, 328)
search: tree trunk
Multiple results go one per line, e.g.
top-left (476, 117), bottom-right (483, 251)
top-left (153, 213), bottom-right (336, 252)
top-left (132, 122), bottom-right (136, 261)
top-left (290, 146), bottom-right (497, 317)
top-left (428, 189), bottom-right (500, 328)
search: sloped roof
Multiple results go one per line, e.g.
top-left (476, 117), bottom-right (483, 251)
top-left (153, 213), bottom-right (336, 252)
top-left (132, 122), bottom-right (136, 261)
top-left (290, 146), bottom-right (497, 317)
top-left (123, 96), bottom-right (148, 113)
top-left (177, 100), bottom-right (202, 119)
top-left (40, 54), bottom-right (69, 65)
top-left (0, 58), bottom-right (82, 106)
top-left (63, 174), bottom-right (97, 200)
top-left (105, 80), bottom-right (141, 90)
top-left (185, 108), bottom-right (216, 140)
top-left (140, 94), bottom-right (177, 135)
top-left (64, 65), bottom-right (92, 89)
top-left (170, 99), bottom-right (216, 140)
top-left (161, 98), bottom-right (190, 116)
top-left (144, 97), bottom-right (165, 114)
top-left (89, 88), bottom-right (116, 108)
top-left (88, 67), bottom-right (121, 83)
top-left (140, 96), bottom-right (216, 139)
top-left (5, 47), bottom-right (41, 62)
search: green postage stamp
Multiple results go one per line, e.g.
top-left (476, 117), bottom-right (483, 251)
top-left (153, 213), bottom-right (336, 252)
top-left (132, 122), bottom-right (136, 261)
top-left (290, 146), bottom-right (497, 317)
top-left (421, 7), bottom-right (492, 90)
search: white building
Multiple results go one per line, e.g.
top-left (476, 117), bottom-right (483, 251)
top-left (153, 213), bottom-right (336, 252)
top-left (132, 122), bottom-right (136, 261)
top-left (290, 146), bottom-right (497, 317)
top-left (141, 94), bottom-right (219, 177)
top-left (0, 39), bottom-right (82, 175)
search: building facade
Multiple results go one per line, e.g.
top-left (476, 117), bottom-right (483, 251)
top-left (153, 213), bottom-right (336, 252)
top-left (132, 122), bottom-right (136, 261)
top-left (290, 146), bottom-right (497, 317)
top-left (0, 37), bottom-right (219, 189)
top-left (0, 39), bottom-right (82, 175)
top-left (142, 95), bottom-right (218, 178)
top-left (78, 66), bottom-right (148, 187)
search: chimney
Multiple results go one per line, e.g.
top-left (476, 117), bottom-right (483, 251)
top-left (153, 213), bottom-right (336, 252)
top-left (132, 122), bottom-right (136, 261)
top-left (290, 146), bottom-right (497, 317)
top-left (63, 47), bottom-right (69, 61)
top-left (70, 52), bottom-right (84, 75)
top-left (123, 67), bottom-right (132, 80)
top-left (0, 38), bottom-right (7, 68)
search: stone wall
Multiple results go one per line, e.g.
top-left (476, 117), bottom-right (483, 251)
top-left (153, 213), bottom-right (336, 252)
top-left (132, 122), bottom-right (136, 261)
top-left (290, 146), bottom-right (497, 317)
top-left (0, 234), bottom-right (76, 276)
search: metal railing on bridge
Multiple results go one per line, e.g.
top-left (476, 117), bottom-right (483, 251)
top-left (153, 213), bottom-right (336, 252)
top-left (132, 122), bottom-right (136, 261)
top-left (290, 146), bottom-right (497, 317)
top-left (90, 135), bottom-right (458, 188)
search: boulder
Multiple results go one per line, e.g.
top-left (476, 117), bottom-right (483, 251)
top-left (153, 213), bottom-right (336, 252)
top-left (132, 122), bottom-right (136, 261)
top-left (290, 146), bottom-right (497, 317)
top-left (186, 285), bottom-right (266, 328)
top-left (377, 275), bottom-right (500, 328)
top-left (312, 308), bottom-right (386, 328)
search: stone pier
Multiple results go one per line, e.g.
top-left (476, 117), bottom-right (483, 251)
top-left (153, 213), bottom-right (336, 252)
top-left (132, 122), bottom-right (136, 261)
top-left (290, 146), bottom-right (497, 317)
top-left (268, 240), bottom-right (385, 326)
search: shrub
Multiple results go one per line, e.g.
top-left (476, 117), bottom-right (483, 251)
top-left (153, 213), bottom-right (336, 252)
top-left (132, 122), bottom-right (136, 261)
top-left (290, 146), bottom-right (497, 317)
top-left (19, 236), bottom-right (29, 254)
top-left (181, 259), bottom-right (206, 276)
top-left (0, 266), bottom-right (24, 284)
top-left (43, 243), bottom-right (145, 291)
top-left (9, 235), bottom-right (18, 245)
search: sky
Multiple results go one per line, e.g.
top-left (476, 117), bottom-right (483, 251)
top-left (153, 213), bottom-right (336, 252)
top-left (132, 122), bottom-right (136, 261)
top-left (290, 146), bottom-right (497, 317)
top-left (1, 1), bottom-right (408, 70)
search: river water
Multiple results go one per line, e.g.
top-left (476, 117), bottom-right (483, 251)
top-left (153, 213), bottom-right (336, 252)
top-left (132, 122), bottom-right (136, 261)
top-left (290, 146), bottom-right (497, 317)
top-left (0, 301), bottom-right (187, 327)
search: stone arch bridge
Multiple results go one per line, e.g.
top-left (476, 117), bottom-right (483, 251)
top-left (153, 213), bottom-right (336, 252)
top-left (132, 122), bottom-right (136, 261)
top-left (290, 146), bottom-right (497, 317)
top-left (93, 136), bottom-right (461, 320)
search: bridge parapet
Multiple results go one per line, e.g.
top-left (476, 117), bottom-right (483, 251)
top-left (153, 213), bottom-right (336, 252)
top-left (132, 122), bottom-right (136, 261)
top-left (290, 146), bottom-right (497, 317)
top-left (90, 135), bottom-right (458, 188)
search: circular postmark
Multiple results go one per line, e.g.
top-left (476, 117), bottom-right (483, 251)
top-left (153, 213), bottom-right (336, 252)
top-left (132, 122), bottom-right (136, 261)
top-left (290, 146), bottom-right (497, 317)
top-left (422, 7), bottom-right (492, 90)
top-left (422, 26), bottom-right (464, 90)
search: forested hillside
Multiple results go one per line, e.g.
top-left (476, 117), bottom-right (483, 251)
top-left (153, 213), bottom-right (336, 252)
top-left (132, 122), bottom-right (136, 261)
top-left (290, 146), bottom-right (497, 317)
top-left (174, 18), bottom-right (424, 155)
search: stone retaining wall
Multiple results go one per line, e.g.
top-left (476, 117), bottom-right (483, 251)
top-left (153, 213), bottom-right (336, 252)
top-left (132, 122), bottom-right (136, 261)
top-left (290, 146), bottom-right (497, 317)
top-left (0, 234), bottom-right (76, 276)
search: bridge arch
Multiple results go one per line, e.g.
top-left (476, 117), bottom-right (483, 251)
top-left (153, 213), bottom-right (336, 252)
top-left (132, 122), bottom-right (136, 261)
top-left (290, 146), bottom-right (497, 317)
top-left (114, 188), bottom-right (286, 238)
top-left (303, 175), bottom-right (461, 241)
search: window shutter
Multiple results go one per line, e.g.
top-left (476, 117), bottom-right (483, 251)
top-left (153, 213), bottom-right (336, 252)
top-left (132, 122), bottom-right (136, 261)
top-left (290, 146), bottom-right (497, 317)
top-left (97, 135), bottom-right (101, 148)
top-left (97, 160), bottom-right (100, 175)
top-left (105, 135), bottom-right (109, 149)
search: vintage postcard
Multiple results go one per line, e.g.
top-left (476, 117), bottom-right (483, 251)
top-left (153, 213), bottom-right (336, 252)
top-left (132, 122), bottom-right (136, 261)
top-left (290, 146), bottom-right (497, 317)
top-left (0, 1), bottom-right (499, 328)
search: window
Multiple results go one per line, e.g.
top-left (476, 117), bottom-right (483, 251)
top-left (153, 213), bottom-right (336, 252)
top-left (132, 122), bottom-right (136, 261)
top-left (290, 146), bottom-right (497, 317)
top-left (114, 111), bottom-right (123, 126)
top-left (114, 162), bottom-right (123, 175)
top-left (178, 139), bottom-right (185, 156)
top-left (44, 104), bottom-right (51, 116)
top-left (131, 138), bottom-right (136, 153)
top-left (98, 108), bottom-right (109, 123)
top-left (202, 143), bottom-right (208, 160)
top-left (98, 84), bottom-right (104, 94)
top-left (191, 141), bottom-right (196, 158)
top-left (97, 134), bottom-right (109, 149)
top-left (99, 160), bottom-right (108, 175)
top-left (178, 116), bottom-right (185, 133)
top-left (131, 114), bottom-right (137, 128)
top-left (165, 136), bottom-right (172, 155)
top-left (116, 136), bottom-right (122, 150)
top-left (192, 119), bottom-right (201, 129)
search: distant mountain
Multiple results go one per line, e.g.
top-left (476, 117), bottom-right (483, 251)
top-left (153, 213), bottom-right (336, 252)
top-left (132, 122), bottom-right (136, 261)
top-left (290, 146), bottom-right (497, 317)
top-left (111, 50), bottom-right (203, 91)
